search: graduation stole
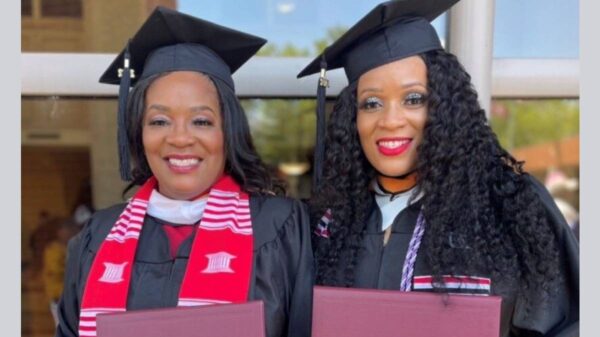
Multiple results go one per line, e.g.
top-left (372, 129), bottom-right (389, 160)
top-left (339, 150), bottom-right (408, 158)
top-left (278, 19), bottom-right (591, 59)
top-left (78, 175), bottom-right (253, 337)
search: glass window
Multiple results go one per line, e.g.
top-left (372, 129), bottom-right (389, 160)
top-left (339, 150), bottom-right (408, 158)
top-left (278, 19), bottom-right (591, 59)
top-left (494, 0), bottom-right (579, 58)
top-left (20, 95), bottom-right (318, 213)
top-left (22, 96), bottom-right (94, 337)
top-left (41, 0), bottom-right (82, 18)
top-left (22, 97), bottom-right (90, 131)
top-left (490, 99), bottom-right (579, 151)
top-left (21, 1), bottom-right (449, 53)
top-left (178, 0), bottom-right (448, 56)
top-left (490, 99), bottom-right (579, 228)
top-left (243, 99), bottom-right (317, 198)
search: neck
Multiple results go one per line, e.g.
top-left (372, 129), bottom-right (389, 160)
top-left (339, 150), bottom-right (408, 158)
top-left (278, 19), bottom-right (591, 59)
top-left (188, 191), bottom-right (209, 201)
top-left (377, 172), bottom-right (417, 194)
top-left (155, 183), bottom-right (210, 202)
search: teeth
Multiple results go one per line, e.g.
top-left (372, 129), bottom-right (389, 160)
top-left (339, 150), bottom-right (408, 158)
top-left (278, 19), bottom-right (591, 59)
top-left (378, 140), bottom-right (409, 149)
top-left (168, 158), bottom-right (199, 167)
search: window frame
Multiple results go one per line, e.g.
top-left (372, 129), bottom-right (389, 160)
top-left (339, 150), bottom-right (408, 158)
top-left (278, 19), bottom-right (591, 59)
top-left (21, 53), bottom-right (579, 100)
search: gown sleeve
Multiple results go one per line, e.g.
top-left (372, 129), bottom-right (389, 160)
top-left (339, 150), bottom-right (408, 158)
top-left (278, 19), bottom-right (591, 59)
top-left (55, 205), bottom-right (124, 337)
top-left (511, 175), bottom-right (579, 337)
top-left (285, 200), bottom-right (315, 337)
top-left (55, 227), bottom-right (86, 337)
top-left (251, 196), bottom-right (315, 337)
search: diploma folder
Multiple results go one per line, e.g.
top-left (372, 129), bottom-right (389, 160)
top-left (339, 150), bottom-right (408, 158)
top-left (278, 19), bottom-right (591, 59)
top-left (96, 301), bottom-right (265, 337)
top-left (312, 286), bottom-right (502, 337)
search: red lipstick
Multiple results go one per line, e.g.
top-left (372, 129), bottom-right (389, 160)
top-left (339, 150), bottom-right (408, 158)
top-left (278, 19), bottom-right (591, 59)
top-left (376, 138), bottom-right (412, 156)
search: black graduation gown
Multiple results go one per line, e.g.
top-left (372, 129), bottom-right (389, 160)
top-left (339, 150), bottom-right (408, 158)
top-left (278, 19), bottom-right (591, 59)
top-left (56, 195), bottom-right (314, 337)
top-left (336, 175), bottom-right (579, 337)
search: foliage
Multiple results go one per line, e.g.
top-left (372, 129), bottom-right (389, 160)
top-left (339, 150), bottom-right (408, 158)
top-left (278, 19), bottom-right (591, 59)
top-left (244, 26), bottom-right (348, 166)
top-left (242, 99), bottom-right (316, 165)
top-left (490, 99), bottom-right (579, 150)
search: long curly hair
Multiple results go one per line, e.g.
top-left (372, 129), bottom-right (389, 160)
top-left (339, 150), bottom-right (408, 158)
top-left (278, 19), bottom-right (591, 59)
top-left (124, 71), bottom-right (285, 196)
top-left (309, 49), bottom-right (561, 303)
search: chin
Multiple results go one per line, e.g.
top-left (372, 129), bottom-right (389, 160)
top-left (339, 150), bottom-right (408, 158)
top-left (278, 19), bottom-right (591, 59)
top-left (373, 164), bottom-right (414, 177)
top-left (162, 183), bottom-right (206, 200)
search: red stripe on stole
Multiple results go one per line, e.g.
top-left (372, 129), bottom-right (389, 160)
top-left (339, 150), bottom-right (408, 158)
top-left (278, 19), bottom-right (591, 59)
top-left (127, 204), bottom-right (147, 212)
top-left (206, 200), bottom-right (248, 208)
top-left (203, 208), bottom-right (251, 216)
top-left (109, 226), bottom-right (141, 236)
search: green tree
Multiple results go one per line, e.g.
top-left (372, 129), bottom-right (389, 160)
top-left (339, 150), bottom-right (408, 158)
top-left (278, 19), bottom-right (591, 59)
top-left (244, 28), bottom-right (350, 166)
top-left (490, 99), bottom-right (579, 150)
top-left (242, 27), bottom-right (349, 196)
top-left (313, 26), bottom-right (347, 54)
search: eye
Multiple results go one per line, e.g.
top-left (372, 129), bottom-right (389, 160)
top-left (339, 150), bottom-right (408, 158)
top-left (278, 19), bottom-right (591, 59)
top-left (147, 118), bottom-right (169, 127)
top-left (404, 92), bottom-right (427, 107)
top-left (192, 118), bottom-right (213, 127)
top-left (358, 97), bottom-right (383, 111)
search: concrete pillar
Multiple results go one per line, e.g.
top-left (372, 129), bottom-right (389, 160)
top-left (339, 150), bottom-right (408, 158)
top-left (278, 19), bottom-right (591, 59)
top-left (448, 0), bottom-right (496, 117)
top-left (83, 0), bottom-right (147, 208)
top-left (88, 100), bottom-right (130, 208)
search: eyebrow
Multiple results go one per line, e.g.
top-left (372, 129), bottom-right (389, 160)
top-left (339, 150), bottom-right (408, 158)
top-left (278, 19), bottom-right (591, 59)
top-left (146, 104), bottom-right (169, 112)
top-left (190, 105), bottom-right (216, 114)
top-left (358, 87), bottom-right (383, 96)
top-left (401, 81), bottom-right (427, 89)
top-left (358, 81), bottom-right (427, 96)
top-left (146, 104), bottom-right (216, 114)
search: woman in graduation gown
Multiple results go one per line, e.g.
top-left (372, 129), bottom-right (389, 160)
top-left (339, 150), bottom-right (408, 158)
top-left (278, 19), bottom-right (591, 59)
top-left (56, 7), bottom-right (313, 337)
top-left (298, 0), bottom-right (578, 336)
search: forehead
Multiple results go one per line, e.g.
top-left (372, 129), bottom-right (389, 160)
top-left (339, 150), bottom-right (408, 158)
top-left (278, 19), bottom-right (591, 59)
top-left (143, 71), bottom-right (223, 117)
top-left (146, 71), bottom-right (219, 99)
top-left (357, 56), bottom-right (427, 88)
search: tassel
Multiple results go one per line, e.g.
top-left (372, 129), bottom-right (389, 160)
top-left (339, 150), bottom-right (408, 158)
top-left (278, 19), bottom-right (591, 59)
top-left (117, 41), bottom-right (133, 181)
top-left (313, 56), bottom-right (328, 191)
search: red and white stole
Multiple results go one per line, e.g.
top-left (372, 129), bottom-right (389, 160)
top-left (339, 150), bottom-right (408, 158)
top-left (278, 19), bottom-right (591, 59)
top-left (78, 175), bottom-right (253, 337)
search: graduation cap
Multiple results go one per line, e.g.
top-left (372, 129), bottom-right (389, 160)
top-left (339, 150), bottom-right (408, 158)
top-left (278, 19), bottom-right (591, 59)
top-left (297, 0), bottom-right (459, 189)
top-left (100, 6), bottom-right (267, 181)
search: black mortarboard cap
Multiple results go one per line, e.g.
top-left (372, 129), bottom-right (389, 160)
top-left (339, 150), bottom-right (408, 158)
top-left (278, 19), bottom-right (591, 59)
top-left (298, 0), bottom-right (459, 190)
top-left (298, 0), bottom-right (458, 81)
top-left (99, 6), bottom-right (266, 181)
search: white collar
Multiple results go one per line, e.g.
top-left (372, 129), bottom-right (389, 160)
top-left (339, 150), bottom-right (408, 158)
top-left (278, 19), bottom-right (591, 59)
top-left (146, 190), bottom-right (208, 225)
top-left (372, 180), bottom-right (422, 232)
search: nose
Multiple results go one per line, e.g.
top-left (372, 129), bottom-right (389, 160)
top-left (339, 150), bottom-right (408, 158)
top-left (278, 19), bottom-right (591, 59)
top-left (165, 122), bottom-right (194, 147)
top-left (377, 103), bottom-right (408, 130)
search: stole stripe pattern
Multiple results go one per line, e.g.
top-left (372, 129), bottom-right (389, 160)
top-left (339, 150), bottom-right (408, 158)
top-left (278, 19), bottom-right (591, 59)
top-left (413, 275), bottom-right (492, 295)
top-left (78, 175), bottom-right (253, 337)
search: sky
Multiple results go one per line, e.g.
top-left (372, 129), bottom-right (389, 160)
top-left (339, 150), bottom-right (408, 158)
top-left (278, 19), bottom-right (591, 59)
top-left (178, 0), bottom-right (579, 58)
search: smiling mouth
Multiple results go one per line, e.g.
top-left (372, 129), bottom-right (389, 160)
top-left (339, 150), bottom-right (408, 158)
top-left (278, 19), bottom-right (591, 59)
top-left (376, 138), bottom-right (412, 156)
top-left (164, 156), bottom-right (202, 173)
top-left (168, 158), bottom-right (200, 167)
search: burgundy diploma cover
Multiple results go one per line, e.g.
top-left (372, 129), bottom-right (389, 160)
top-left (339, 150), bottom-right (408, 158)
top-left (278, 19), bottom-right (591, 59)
top-left (96, 301), bottom-right (265, 337)
top-left (312, 286), bottom-right (502, 337)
